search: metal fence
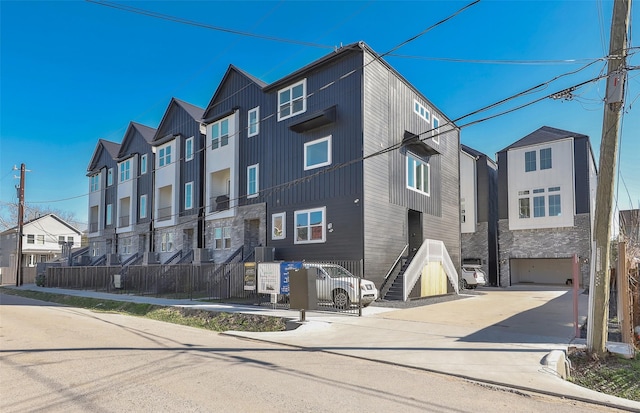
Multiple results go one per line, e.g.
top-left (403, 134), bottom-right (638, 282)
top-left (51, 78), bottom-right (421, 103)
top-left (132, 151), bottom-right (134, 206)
top-left (43, 260), bottom-right (369, 315)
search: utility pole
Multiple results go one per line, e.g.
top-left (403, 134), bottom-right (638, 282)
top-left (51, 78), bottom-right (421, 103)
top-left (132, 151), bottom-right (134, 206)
top-left (587, 0), bottom-right (631, 357)
top-left (15, 163), bottom-right (26, 287)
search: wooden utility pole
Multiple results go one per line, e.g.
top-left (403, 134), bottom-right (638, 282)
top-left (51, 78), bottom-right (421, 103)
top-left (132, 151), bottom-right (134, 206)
top-left (15, 163), bottom-right (26, 287)
top-left (587, 0), bottom-right (631, 357)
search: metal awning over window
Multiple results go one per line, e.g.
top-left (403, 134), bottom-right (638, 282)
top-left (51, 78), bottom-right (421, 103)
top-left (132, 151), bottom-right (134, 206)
top-left (289, 105), bottom-right (337, 133)
top-left (401, 131), bottom-right (440, 157)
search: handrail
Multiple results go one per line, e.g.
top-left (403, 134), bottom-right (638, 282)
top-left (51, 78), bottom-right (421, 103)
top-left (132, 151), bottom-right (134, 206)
top-left (163, 250), bottom-right (182, 265)
top-left (403, 239), bottom-right (459, 300)
top-left (384, 244), bottom-right (409, 280)
top-left (176, 249), bottom-right (194, 264)
top-left (224, 245), bottom-right (244, 264)
top-left (121, 252), bottom-right (139, 267)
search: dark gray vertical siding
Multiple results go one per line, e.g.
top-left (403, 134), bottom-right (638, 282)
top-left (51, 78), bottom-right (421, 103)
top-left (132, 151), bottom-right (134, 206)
top-left (100, 151), bottom-right (118, 231)
top-left (497, 151), bottom-right (509, 219)
top-left (122, 129), bottom-right (153, 224)
top-left (573, 136), bottom-right (590, 215)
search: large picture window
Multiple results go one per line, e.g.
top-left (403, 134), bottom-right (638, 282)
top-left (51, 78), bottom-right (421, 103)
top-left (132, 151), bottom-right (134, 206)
top-left (406, 153), bottom-right (430, 195)
top-left (304, 136), bottom-right (331, 170)
top-left (278, 79), bottom-right (306, 121)
top-left (272, 212), bottom-right (286, 240)
top-left (294, 207), bottom-right (326, 244)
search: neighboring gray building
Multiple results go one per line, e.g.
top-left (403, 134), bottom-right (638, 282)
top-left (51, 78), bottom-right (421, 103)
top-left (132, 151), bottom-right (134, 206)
top-left (460, 144), bottom-right (498, 285)
top-left (497, 126), bottom-right (597, 287)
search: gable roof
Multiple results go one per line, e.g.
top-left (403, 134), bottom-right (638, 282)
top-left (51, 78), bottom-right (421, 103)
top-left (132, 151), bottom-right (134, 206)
top-left (202, 64), bottom-right (267, 121)
top-left (153, 97), bottom-right (204, 142)
top-left (117, 121), bottom-right (157, 159)
top-left (87, 138), bottom-right (120, 174)
top-left (499, 126), bottom-right (589, 153)
top-left (1, 213), bottom-right (82, 236)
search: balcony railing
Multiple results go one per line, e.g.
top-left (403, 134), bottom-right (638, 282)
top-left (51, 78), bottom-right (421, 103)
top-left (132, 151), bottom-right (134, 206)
top-left (157, 207), bottom-right (172, 221)
top-left (209, 195), bottom-right (230, 213)
top-left (119, 215), bottom-right (130, 227)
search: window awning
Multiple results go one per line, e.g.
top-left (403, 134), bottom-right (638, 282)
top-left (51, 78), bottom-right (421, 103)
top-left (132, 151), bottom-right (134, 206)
top-left (401, 131), bottom-right (440, 157)
top-left (289, 105), bottom-right (336, 133)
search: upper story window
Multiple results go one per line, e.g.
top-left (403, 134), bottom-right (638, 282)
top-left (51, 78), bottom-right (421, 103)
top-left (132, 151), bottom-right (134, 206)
top-left (185, 137), bottom-right (194, 161)
top-left (67, 236), bottom-right (74, 244)
top-left (59, 236), bottom-right (65, 243)
top-left (158, 145), bottom-right (172, 167)
top-left (107, 168), bottom-right (114, 186)
top-left (140, 194), bottom-right (147, 219)
top-left (304, 136), bottom-right (332, 170)
top-left (90, 175), bottom-right (100, 192)
top-left (247, 164), bottom-right (259, 198)
top-left (185, 182), bottom-right (193, 210)
top-left (37, 235), bottom-right (45, 244)
top-left (140, 154), bottom-right (148, 174)
top-left (278, 79), bottom-right (306, 121)
top-left (248, 107), bottom-right (260, 137)
top-left (540, 148), bottom-right (552, 170)
top-left (106, 204), bottom-right (113, 226)
top-left (294, 207), bottom-right (326, 244)
top-left (406, 153), bottom-right (430, 196)
top-left (432, 117), bottom-right (440, 144)
top-left (211, 118), bottom-right (229, 150)
top-left (27, 234), bottom-right (35, 244)
top-left (119, 159), bottom-right (131, 182)
top-left (525, 151), bottom-right (536, 172)
top-left (413, 100), bottom-right (430, 122)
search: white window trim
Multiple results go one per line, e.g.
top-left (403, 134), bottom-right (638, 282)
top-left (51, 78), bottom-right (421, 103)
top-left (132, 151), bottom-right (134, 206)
top-left (141, 154), bottom-right (148, 174)
top-left (119, 159), bottom-right (131, 183)
top-left (432, 117), bottom-right (440, 144)
top-left (107, 168), bottom-right (113, 186)
top-left (248, 106), bottom-right (260, 137)
top-left (210, 118), bottom-right (230, 150)
top-left (304, 136), bottom-right (332, 171)
top-left (247, 164), bottom-right (259, 199)
top-left (158, 143), bottom-right (172, 167)
top-left (294, 206), bottom-right (326, 245)
top-left (185, 182), bottom-right (193, 210)
top-left (406, 153), bottom-right (431, 196)
top-left (90, 175), bottom-right (99, 192)
top-left (185, 137), bottom-right (194, 161)
top-left (413, 99), bottom-right (430, 122)
top-left (277, 79), bottom-right (307, 121)
top-left (140, 195), bottom-right (147, 219)
top-left (106, 204), bottom-right (113, 226)
top-left (272, 212), bottom-right (286, 240)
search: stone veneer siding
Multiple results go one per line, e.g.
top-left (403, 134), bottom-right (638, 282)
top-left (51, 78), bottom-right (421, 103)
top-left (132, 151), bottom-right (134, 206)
top-left (205, 203), bottom-right (267, 263)
top-left (498, 213), bottom-right (592, 287)
top-left (461, 222), bottom-right (490, 277)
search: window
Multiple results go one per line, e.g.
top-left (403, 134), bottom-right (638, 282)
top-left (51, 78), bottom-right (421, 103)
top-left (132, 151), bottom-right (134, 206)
top-left (140, 195), bottom-right (147, 219)
top-left (107, 168), bottom-right (113, 186)
top-left (27, 234), bottom-right (34, 244)
top-left (278, 79), bottom-right (306, 121)
top-left (272, 212), bottom-right (286, 240)
top-left (248, 107), bottom-right (260, 137)
top-left (304, 136), bottom-right (331, 170)
top-left (525, 151), bottom-right (536, 172)
top-left (159, 145), bottom-right (171, 167)
top-left (185, 182), bottom-right (193, 210)
top-left (67, 236), bottom-right (74, 244)
top-left (59, 236), bottom-right (65, 244)
top-left (533, 196), bottom-right (545, 217)
top-left (90, 175), bottom-right (100, 192)
top-left (540, 148), bottom-right (552, 170)
top-left (214, 227), bottom-right (231, 249)
top-left (211, 119), bottom-right (229, 149)
top-left (140, 154), bottom-right (147, 174)
top-left (413, 100), bottom-right (430, 122)
top-left (406, 153), bottom-right (430, 195)
top-left (294, 207), bottom-right (326, 244)
top-left (121, 237), bottom-right (131, 254)
top-left (432, 117), bottom-right (440, 144)
top-left (519, 198), bottom-right (530, 218)
top-left (185, 137), bottom-right (194, 161)
top-left (247, 164), bottom-right (259, 198)
top-left (37, 235), bottom-right (44, 245)
top-left (161, 232), bottom-right (173, 252)
top-left (119, 160), bottom-right (131, 182)
top-left (549, 194), bottom-right (562, 216)
top-left (106, 204), bottom-right (112, 226)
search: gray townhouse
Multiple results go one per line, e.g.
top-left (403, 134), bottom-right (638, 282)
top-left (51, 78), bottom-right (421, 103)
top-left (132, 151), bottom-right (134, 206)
top-left (113, 121), bottom-right (156, 264)
top-left (200, 41), bottom-right (462, 299)
top-left (497, 126), bottom-right (597, 287)
top-left (151, 98), bottom-right (205, 264)
top-left (460, 144), bottom-right (499, 285)
top-left (87, 138), bottom-right (121, 264)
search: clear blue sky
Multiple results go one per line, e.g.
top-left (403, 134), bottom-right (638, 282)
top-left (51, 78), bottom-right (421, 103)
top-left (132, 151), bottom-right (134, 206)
top-left (1, 0), bottom-right (638, 231)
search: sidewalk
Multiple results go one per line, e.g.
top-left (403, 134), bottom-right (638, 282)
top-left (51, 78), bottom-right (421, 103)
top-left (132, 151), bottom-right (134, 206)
top-left (4, 284), bottom-right (639, 412)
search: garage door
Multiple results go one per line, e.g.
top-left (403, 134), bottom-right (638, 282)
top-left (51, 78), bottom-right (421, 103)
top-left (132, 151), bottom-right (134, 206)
top-left (510, 258), bottom-right (573, 285)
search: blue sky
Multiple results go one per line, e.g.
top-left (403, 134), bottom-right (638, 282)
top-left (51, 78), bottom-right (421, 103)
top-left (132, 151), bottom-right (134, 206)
top-left (1, 0), bottom-right (639, 231)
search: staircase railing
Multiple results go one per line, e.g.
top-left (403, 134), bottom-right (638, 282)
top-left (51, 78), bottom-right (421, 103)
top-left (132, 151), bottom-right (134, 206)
top-left (403, 239), bottom-right (459, 301)
top-left (176, 249), bottom-right (194, 264)
top-left (120, 252), bottom-right (139, 267)
top-left (380, 244), bottom-right (408, 298)
top-left (163, 250), bottom-right (183, 265)
top-left (91, 254), bottom-right (106, 266)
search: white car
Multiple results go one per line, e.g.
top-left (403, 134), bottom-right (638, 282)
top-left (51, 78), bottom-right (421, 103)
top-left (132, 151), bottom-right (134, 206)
top-left (303, 263), bottom-right (378, 309)
top-left (460, 265), bottom-right (486, 289)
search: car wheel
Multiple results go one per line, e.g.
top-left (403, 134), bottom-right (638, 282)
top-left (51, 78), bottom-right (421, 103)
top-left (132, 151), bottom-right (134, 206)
top-left (332, 289), bottom-right (350, 309)
top-left (461, 279), bottom-right (468, 290)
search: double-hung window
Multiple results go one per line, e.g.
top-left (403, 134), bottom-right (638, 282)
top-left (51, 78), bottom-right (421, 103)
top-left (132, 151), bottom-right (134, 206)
top-left (304, 136), bottom-right (331, 170)
top-left (27, 234), bottom-right (35, 244)
top-left (540, 148), bottom-right (552, 170)
top-left (37, 235), bottom-right (44, 245)
top-left (406, 153), bottom-right (430, 195)
top-left (120, 160), bottom-right (131, 182)
top-left (185, 182), bottom-right (193, 210)
top-left (248, 107), bottom-right (260, 137)
top-left (159, 145), bottom-right (171, 167)
top-left (525, 151), bottom-right (536, 172)
top-left (294, 207), bottom-right (326, 244)
top-left (185, 137), bottom-right (194, 161)
top-left (278, 79), bottom-right (306, 121)
top-left (247, 164), bottom-right (259, 198)
top-left (211, 119), bottom-right (229, 149)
